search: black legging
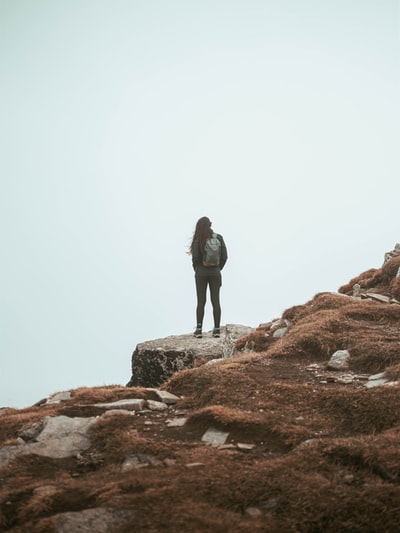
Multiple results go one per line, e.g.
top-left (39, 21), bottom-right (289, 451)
top-left (195, 269), bottom-right (222, 328)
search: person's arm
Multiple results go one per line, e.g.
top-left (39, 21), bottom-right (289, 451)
top-left (192, 239), bottom-right (202, 271)
top-left (218, 235), bottom-right (227, 270)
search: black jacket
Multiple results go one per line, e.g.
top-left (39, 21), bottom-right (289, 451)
top-left (192, 233), bottom-right (228, 272)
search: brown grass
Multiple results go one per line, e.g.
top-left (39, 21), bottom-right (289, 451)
top-left (2, 256), bottom-right (400, 531)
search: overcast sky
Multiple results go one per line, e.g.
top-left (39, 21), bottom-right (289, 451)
top-left (1, 1), bottom-right (399, 408)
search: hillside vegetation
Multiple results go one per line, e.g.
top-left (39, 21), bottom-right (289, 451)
top-left (1, 255), bottom-right (400, 532)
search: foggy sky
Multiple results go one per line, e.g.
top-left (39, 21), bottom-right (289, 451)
top-left (1, 0), bottom-right (398, 407)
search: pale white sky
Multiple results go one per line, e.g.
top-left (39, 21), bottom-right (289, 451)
top-left (1, 1), bottom-right (399, 407)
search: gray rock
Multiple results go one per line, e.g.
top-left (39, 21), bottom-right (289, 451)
top-left (33, 485), bottom-right (57, 495)
top-left (100, 409), bottom-right (135, 418)
top-left (365, 379), bottom-right (388, 388)
top-left (0, 415), bottom-right (98, 467)
top-left (146, 400), bottom-right (168, 411)
top-left (46, 391), bottom-right (72, 404)
top-left (384, 243), bottom-right (400, 263)
top-left (0, 444), bottom-right (24, 468)
top-left (272, 319), bottom-right (291, 338)
top-left (368, 372), bottom-right (386, 380)
top-left (236, 443), bottom-right (256, 451)
top-left (150, 389), bottom-right (181, 404)
top-left (122, 455), bottom-right (148, 470)
top-left (122, 454), bottom-right (163, 471)
top-left (166, 417), bottom-right (187, 427)
top-left (201, 427), bottom-right (229, 445)
top-left (55, 507), bottom-right (136, 533)
top-left (19, 420), bottom-right (43, 442)
top-left (245, 506), bottom-right (262, 518)
top-left (29, 415), bottom-right (97, 458)
top-left (352, 283), bottom-right (361, 297)
top-left (127, 324), bottom-right (254, 387)
top-left (365, 372), bottom-right (389, 388)
top-left (327, 350), bottom-right (350, 370)
top-left (336, 375), bottom-right (354, 385)
top-left (365, 293), bottom-right (391, 304)
top-left (94, 399), bottom-right (146, 411)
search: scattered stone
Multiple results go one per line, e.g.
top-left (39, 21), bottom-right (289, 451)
top-left (146, 400), bottom-right (169, 411)
top-left (383, 243), bottom-right (400, 263)
top-left (272, 319), bottom-right (291, 338)
top-left (101, 409), bottom-right (135, 418)
top-left (150, 390), bottom-right (181, 405)
top-left (297, 439), bottom-right (319, 448)
top-left (336, 375), bottom-right (354, 385)
top-left (54, 507), bottom-right (137, 533)
top-left (364, 372), bottom-right (398, 388)
top-left (245, 506), bottom-right (262, 518)
top-left (365, 378), bottom-right (388, 388)
top-left (46, 391), bottom-right (72, 404)
top-left (236, 443), bottom-right (255, 451)
top-left (272, 327), bottom-right (287, 338)
top-left (166, 417), bottom-right (187, 428)
top-left (29, 415), bottom-right (97, 459)
top-left (0, 445), bottom-right (24, 468)
top-left (262, 498), bottom-right (278, 510)
top-left (163, 458), bottom-right (177, 467)
top-left (0, 415), bottom-right (99, 468)
top-left (94, 399), bottom-right (146, 411)
top-left (121, 453), bottom-right (163, 470)
top-left (201, 427), bottom-right (229, 445)
top-left (306, 364), bottom-right (320, 371)
top-left (364, 293), bottom-right (391, 304)
top-left (33, 485), bottom-right (57, 495)
top-left (218, 444), bottom-right (236, 450)
top-left (19, 421), bottom-right (44, 442)
top-left (173, 409), bottom-right (188, 416)
top-left (327, 350), bottom-right (350, 370)
top-left (185, 462), bottom-right (204, 468)
top-left (352, 284), bottom-right (361, 297)
top-left (368, 372), bottom-right (386, 381)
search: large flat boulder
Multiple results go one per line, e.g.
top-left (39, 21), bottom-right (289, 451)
top-left (126, 324), bottom-right (254, 388)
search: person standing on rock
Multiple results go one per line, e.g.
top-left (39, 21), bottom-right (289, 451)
top-left (189, 216), bottom-right (227, 338)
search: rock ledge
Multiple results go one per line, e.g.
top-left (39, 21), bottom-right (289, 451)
top-left (127, 324), bottom-right (254, 387)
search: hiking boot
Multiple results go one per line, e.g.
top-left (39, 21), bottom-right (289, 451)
top-left (194, 328), bottom-right (202, 338)
top-left (212, 328), bottom-right (220, 338)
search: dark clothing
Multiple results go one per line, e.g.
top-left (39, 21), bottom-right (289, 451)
top-left (192, 233), bottom-right (227, 329)
top-left (195, 268), bottom-right (222, 328)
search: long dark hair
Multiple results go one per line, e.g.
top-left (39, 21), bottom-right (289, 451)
top-left (189, 216), bottom-right (212, 254)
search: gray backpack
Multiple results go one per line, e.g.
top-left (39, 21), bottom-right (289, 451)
top-left (203, 233), bottom-right (221, 266)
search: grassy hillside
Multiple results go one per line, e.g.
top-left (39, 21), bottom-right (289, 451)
top-left (1, 255), bottom-right (400, 532)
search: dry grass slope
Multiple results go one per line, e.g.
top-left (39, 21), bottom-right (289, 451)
top-left (1, 255), bottom-right (400, 532)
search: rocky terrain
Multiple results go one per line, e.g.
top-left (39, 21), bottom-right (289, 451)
top-left (1, 254), bottom-right (400, 532)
